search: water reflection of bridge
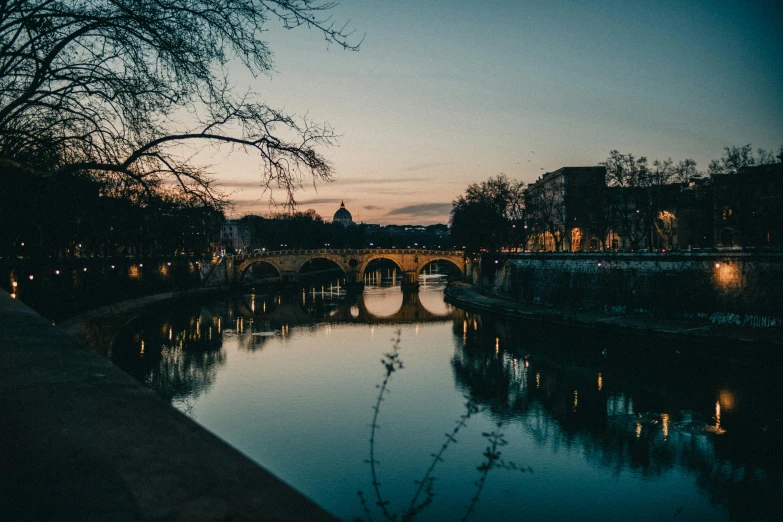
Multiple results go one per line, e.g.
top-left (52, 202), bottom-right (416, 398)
top-left (236, 288), bottom-right (461, 325)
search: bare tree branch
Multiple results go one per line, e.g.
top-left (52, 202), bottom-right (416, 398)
top-left (1, 0), bottom-right (360, 207)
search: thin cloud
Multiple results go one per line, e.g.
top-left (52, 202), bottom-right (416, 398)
top-left (401, 162), bottom-right (445, 173)
top-left (363, 205), bottom-right (382, 210)
top-left (333, 176), bottom-right (433, 185)
top-left (295, 197), bottom-right (343, 206)
top-left (217, 180), bottom-right (266, 189)
top-left (386, 203), bottom-right (453, 217)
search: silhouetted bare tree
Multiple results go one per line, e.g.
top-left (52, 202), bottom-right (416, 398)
top-left (526, 181), bottom-right (565, 251)
top-left (0, 0), bottom-right (361, 208)
top-left (708, 144), bottom-right (783, 175)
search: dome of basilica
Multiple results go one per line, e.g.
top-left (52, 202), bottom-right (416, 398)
top-left (333, 200), bottom-right (353, 226)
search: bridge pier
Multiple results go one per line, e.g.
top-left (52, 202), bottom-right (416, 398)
top-left (345, 270), bottom-right (364, 290)
top-left (280, 271), bottom-right (299, 286)
top-left (402, 270), bottom-right (420, 289)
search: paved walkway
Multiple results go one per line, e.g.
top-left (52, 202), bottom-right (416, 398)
top-left (445, 283), bottom-right (781, 345)
top-left (0, 289), bottom-right (338, 521)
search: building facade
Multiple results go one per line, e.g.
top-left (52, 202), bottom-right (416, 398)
top-left (524, 162), bottom-right (782, 252)
top-left (524, 166), bottom-right (606, 252)
top-left (218, 220), bottom-right (251, 255)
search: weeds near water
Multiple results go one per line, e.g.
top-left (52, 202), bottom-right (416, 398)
top-left (357, 330), bottom-right (525, 522)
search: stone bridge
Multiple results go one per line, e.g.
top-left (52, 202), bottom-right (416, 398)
top-left (215, 248), bottom-right (466, 288)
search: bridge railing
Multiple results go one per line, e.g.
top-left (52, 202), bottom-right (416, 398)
top-left (233, 248), bottom-right (465, 260)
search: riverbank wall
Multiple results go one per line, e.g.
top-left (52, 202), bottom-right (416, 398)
top-left (468, 252), bottom-right (783, 328)
top-left (0, 289), bottom-right (337, 521)
top-left (2, 256), bottom-right (203, 321)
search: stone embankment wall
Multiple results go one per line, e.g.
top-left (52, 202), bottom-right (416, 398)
top-left (470, 253), bottom-right (783, 326)
top-left (0, 290), bottom-right (337, 521)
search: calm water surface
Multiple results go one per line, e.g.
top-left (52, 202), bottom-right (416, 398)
top-left (111, 277), bottom-right (782, 521)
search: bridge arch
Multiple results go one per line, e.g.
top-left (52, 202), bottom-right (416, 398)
top-left (240, 259), bottom-right (283, 283)
top-left (359, 255), bottom-right (405, 284)
top-left (296, 256), bottom-right (349, 279)
top-left (414, 256), bottom-right (464, 278)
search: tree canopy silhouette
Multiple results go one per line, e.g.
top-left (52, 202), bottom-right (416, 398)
top-left (450, 174), bottom-right (525, 252)
top-left (0, 0), bottom-right (361, 207)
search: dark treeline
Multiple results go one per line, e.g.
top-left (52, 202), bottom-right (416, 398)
top-left (235, 211), bottom-right (452, 252)
top-left (1, 167), bottom-right (222, 259)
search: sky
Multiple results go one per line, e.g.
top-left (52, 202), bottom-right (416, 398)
top-left (212, 0), bottom-right (783, 225)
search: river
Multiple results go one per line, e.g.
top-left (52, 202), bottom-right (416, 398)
top-left (110, 275), bottom-right (782, 521)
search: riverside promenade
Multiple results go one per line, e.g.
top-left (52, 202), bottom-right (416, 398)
top-left (0, 289), bottom-right (337, 522)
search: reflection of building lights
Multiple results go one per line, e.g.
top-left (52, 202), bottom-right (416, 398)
top-left (495, 337), bottom-right (499, 354)
top-left (536, 372), bottom-right (540, 388)
top-left (140, 340), bottom-right (145, 355)
top-left (719, 389), bottom-right (736, 411)
top-left (635, 421), bottom-right (642, 438)
top-left (573, 390), bottom-right (578, 411)
top-left (661, 413), bottom-right (670, 438)
top-left (168, 327), bottom-right (172, 340)
top-left (597, 373), bottom-right (603, 391)
top-left (709, 401), bottom-right (726, 435)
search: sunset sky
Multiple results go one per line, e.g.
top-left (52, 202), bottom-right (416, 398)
top-left (215, 0), bottom-right (782, 225)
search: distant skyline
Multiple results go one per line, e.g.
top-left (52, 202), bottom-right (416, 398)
top-left (213, 0), bottom-right (782, 224)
